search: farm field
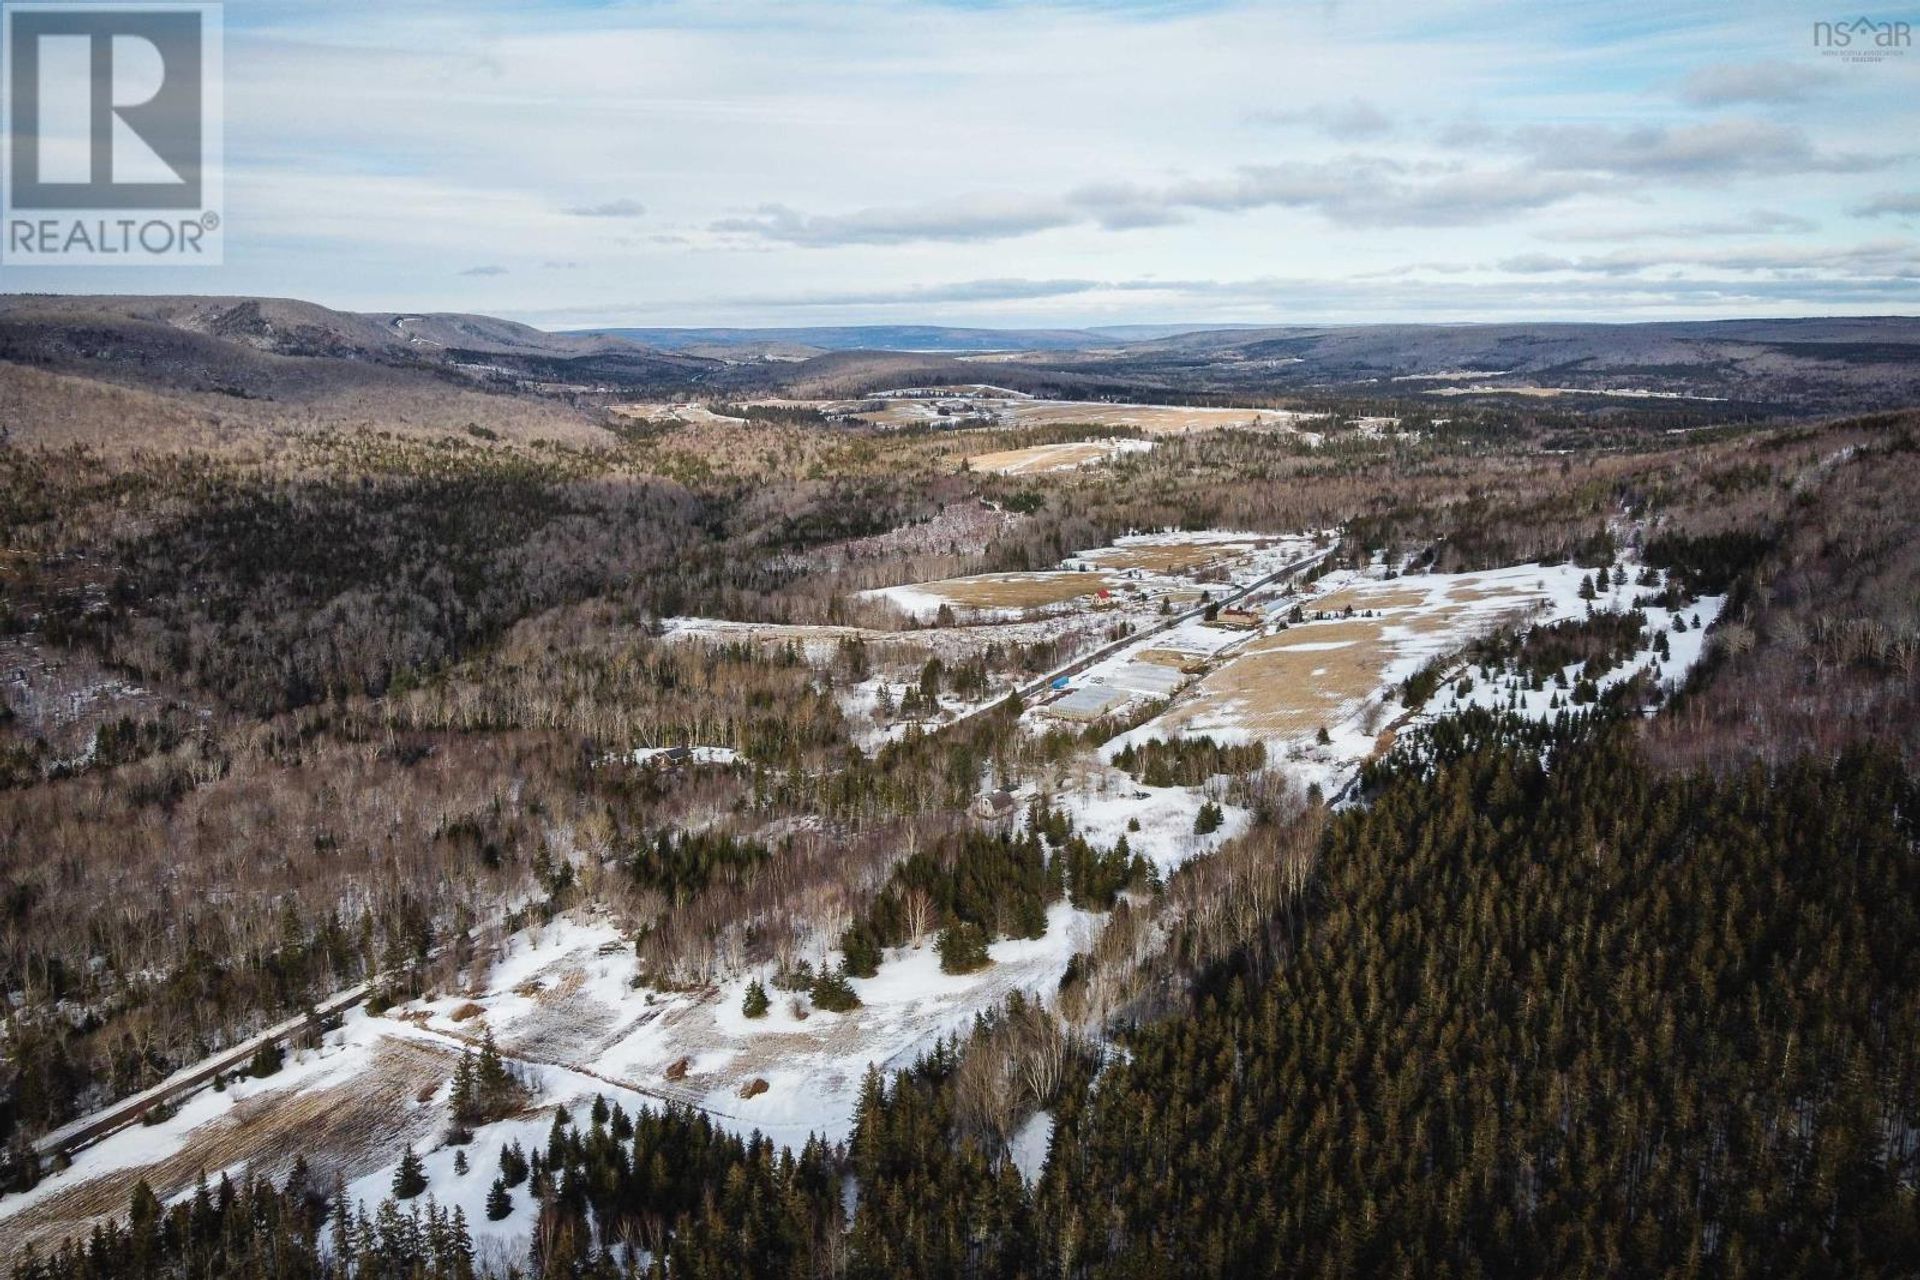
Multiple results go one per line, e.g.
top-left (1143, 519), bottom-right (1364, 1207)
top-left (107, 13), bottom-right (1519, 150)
top-left (1075, 530), bottom-right (1283, 577)
top-left (606, 401), bottom-right (748, 426)
top-left (964, 437), bottom-right (1153, 474)
top-left (1006, 400), bottom-right (1318, 436)
top-left (1147, 568), bottom-right (1571, 749)
top-left (871, 570), bottom-right (1122, 617)
top-left (1097, 558), bottom-right (1725, 800)
top-left (734, 392), bottom-right (1328, 437)
top-left (3, 892), bottom-right (1212, 1263)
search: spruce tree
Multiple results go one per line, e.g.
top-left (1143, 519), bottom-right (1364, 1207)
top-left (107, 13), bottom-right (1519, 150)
top-left (937, 922), bottom-right (991, 974)
top-left (391, 1147), bottom-right (427, 1200)
top-left (498, 1140), bottom-right (529, 1188)
top-left (448, 1051), bottom-right (477, 1124)
top-left (839, 923), bottom-right (882, 978)
top-left (485, 1177), bottom-right (512, 1221)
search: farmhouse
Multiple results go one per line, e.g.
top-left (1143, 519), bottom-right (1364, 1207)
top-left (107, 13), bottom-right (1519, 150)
top-left (972, 790), bottom-right (1018, 821)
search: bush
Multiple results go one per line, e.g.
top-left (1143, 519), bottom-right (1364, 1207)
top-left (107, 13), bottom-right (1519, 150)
top-left (811, 967), bottom-right (862, 1013)
top-left (247, 1040), bottom-right (284, 1079)
top-left (937, 922), bottom-right (992, 975)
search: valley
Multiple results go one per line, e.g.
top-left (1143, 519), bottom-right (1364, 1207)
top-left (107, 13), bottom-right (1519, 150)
top-left (0, 295), bottom-right (1916, 1278)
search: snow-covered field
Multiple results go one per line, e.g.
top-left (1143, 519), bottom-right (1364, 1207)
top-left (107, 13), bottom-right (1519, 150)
top-left (2, 898), bottom-right (1117, 1266)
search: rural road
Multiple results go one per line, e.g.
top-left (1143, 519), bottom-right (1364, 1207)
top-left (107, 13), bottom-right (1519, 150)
top-left (30, 956), bottom-right (741, 1175)
top-left (31, 980), bottom-right (373, 1172)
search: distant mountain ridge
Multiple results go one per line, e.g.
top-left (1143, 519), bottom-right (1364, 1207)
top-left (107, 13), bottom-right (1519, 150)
top-left (3, 296), bottom-right (1916, 418)
top-left (579, 324), bottom-right (1126, 354)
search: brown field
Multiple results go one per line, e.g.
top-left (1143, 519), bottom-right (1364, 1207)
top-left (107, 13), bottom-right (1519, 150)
top-left (1083, 539), bottom-right (1263, 575)
top-left (1008, 403), bottom-right (1313, 436)
top-left (807, 395), bottom-right (1320, 437)
top-left (915, 572), bottom-right (1119, 610)
top-left (1161, 620), bottom-right (1390, 740)
top-left (1450, 580), bottom-right (1549, 601)
top-left (609, 402), bottom-right (748, 427)
top-left (1310, 585), bottom-right (1434, 613)
top-left (965, 441), bottom-right (1131, 474)
top-left (1, 1038), bottom-right (457, 1269)
top-left (1133, 648), bottom-right (1205, 669)
top-left (1143, 569), bottom-right (1575, 747)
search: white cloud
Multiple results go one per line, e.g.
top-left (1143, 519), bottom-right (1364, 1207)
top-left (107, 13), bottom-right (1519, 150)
top-left (10, 0), bottom-right (1914, 324)
top-left (1250, 98), bottom-right (1395, 140)
top-left (1540, 210), bottom-right (1819, 242)
top-left (1852, 191), bottom-right (1920, 219)
top-left (1498, 240), bottom-right (1920, 279)
top-left (1680, 61), bottom-right (1835, 106)
top-left (1517, 118), bottom-right (1889, 178)
top-left (564, 199), bottom-right (647, 218)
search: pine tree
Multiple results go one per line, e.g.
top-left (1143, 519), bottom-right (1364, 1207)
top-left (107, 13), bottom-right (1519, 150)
top-left (499, 1140), bottom-right (529, 1187)
top-left (485, 1177), bottom-right (512, 1221)
top-left (840, 923), bottom-right (882, 978)
top-left (474, 1029), bottom-right (520, 1120)
top-left (392, 1146), bottom-right (427, 1200)
top-left (742, 979), bottom-right (770, 1018)
top-left (448, 1207), bottom-right (476, 1280)
top-left (449, 1051), bottom-right (477, 1123)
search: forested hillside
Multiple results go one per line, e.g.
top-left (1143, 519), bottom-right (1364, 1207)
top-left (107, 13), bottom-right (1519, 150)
top-left (20, 723), bottom-right (1918, 1279)
top-left (2, 316), bottom-right (1917, 1277)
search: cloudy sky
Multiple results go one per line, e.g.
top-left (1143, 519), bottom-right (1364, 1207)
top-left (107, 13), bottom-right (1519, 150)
top-left (8, 0), bottom-right (1919, 328)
